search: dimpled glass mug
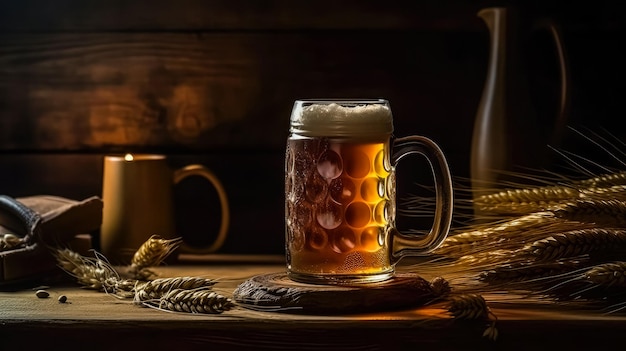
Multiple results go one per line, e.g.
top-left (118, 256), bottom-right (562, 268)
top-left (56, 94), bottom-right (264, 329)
top-left (285, 99), bottom-right (454, 284)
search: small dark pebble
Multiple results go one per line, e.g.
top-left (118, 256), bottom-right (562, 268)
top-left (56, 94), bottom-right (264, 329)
top-left (58, 295), bottom-right (68, 303)
top-left (35, 290), bottom-right (50, 298)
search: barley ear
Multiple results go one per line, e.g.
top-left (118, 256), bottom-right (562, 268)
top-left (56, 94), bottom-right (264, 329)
top-left (53, 248), bottom-right (120, 292)
top-left (134, 276), bottom-right (217, 303)
top-left (447, 294), bottom-right (498, 341)
top-left (584, 262), bottom-right (626, 288)
top-left (447, 294), bottom-right (489, 320)
top-left (150, 288), bottom-right (235, 314)
top-left (129, 235), bottom-right (183, 279)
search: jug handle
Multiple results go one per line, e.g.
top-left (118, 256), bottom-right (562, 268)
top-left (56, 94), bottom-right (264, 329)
top-left (537, 19), bottom-right (571, 146)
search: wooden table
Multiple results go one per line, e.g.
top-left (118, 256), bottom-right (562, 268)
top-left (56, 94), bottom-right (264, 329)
top-left (2, 257), bottom-right (626, 351)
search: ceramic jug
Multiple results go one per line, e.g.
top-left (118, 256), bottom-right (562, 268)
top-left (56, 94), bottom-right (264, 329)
top-left (470, 7), bottom-right (570, 205)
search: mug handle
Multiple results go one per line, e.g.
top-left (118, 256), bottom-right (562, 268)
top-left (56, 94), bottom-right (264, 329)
top-left (390, 136), bottom-right (454, 264)
top-left (173, 164), bottom-right (230, 254)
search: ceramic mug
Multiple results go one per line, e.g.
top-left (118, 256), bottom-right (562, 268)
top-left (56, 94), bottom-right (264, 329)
top-left (285, 99), bottom-right (453, 284)
top-left (100, 154), bottom-right (229, 263)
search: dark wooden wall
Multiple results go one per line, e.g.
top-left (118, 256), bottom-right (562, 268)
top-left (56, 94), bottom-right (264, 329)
top-left (1, 0), bottom-right (624, 254)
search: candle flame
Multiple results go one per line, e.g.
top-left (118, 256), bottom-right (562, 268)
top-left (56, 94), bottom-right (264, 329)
top-left (124, 153), bottom-right (134, 161)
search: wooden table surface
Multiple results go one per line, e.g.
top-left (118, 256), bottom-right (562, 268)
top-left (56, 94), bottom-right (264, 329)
top-left (2, 256), bottom-right (626, 351)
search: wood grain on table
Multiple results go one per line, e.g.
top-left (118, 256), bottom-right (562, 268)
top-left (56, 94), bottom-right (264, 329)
top-left (2, 261), bottom-right (626, 350)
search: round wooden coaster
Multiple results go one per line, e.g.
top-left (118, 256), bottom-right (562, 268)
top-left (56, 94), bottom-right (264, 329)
top-left (233, 272), bottom-right (439, 314)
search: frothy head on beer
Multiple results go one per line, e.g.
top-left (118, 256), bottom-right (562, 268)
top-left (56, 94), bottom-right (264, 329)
top-left (290, 99), bottom-right (393, 139)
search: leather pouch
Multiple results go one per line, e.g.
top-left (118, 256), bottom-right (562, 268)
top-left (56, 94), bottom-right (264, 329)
top-left (0, 195), bottom-right (102, 287)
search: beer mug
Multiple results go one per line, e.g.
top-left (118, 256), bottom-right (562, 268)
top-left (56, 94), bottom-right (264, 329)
top-left (285, 99), bottom-right (453, 284)
top-left (100, 154), bottom-right (230, 263)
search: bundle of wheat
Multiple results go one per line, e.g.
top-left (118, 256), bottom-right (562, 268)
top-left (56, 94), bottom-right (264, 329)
top-left (54, 236), bottom-right (234, 314)
top-left (405, 127), bottom-right (626, 317)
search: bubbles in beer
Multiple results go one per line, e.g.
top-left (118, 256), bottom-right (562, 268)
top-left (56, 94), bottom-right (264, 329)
top-left (340, 251), bottom-right (367, 273)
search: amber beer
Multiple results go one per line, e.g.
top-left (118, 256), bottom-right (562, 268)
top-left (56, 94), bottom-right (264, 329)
top-left (286, 137), bottom-right (394, 279)
top-left (286, 99), bottom-right (453, 284)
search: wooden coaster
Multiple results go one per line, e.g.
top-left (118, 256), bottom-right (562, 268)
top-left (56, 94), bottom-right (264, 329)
top-left (233, 272), bottom-right (438, 314)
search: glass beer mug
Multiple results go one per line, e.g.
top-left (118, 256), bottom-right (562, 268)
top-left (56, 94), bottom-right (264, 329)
top-left (285, 99), bottom-right (453, 284)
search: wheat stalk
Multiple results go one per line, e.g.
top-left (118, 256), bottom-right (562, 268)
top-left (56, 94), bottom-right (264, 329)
top-left (53, 247), bottom-right (236, 314)
top-left (522, 228), bottom-right (626, 262)
top-left (479, 258), bottom-right (588, 284)
top-left (553, 198), bottom-right (626, 228)
top-left (147, 288), bottom-right (235, 314)
top-left (582, 184), bottom-right (626, 200)
top-left (128, 235), bottom-right (183, 280)
top-left (576, 171), bottom-right (626, 188)
top-left (114, 279), bottom-right (140, 296)
top-left (439, 128), bottom-right (626, 310)
top-left (584, 262), bottom-right (626, 287)
top-left (54, 248), bottom-right (120, 292)
top-left (447, 293), bottom-right (490, 319)
top-left (436, 213), bottom-right (599, 259)
top-left (447, 293), bottom-right (498, 340)
top-left (456, 249), bottom-right (516, 267)
top-left (437, 212), bottom-right (555, 255)
top-left (134, 276), bottom-right (217, 303)
top-left (473, 185), bottom-right (580, 214)
top-left (0, 233), bottom-right (23, 251)
top-left (472, 173), bottom-right (626, 216)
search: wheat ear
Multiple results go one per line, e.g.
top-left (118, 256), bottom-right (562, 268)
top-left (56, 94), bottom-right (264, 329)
top-left (479, 258), bottom-right (587, 284)
top-left (129, 235), bottom-right (182, 280)
top-left (149, 288), bottom-right (235, 314)
top-left (472, 172), bottom-right (626, 215)
top-left (447, 293), bottom-right (490, 319)
top-left (473, 185), bottom-right (580, 215)
top-left (523, 228), bottom-right (626, 262)
top-left (553, 199), bottom-right (626, 227)
top-left (54, 248), bottom-right (120, 291)
top-left (447, 293), bottom-right (498, 340)
top-left (436, 212), bottom-right (573, 258)
top-left (584, 262), bottom-right (626, 287)
top-left (575, 171), bottom-right (626, 188)
top-left (0, 233), bottom-right (23, 251)
top-left (134, 276), bottom-right (217, 303)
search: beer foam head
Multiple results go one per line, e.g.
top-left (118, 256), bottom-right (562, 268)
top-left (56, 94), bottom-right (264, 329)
top-left (290, 99), bottom-right (393, 138)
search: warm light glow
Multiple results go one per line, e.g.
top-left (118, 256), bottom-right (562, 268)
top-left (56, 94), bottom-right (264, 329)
top-left (124, 153), bottom-right (134, 161)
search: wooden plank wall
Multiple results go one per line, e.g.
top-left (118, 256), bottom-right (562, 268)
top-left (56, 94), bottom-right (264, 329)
top-left (0, 0), bottom-right (624, 254)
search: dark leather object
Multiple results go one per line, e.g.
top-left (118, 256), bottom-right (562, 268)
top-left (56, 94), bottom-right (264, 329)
top-left (0, 195), bottom-right (42, 245)
top-left (0, 195), bottom-right (102, 287)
